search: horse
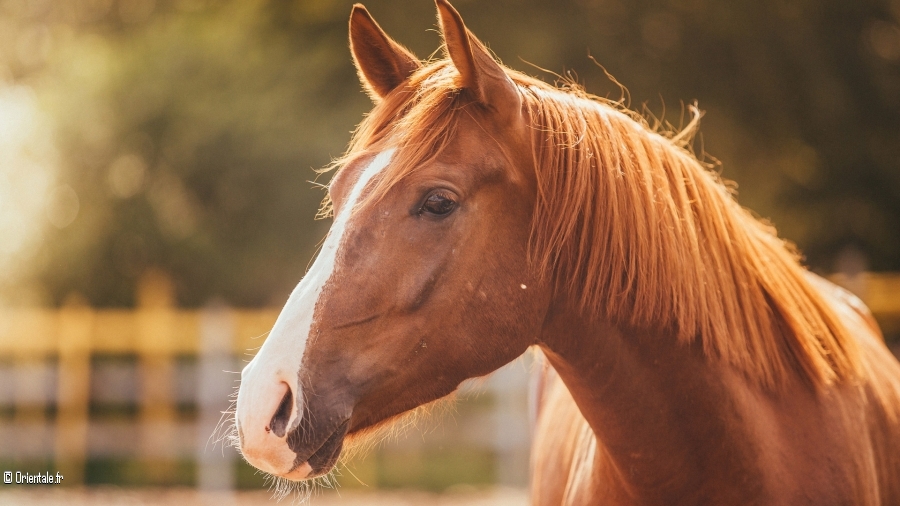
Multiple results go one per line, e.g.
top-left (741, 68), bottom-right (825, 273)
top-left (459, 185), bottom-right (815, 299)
top-left (234, 1), bottom-right (900, 503)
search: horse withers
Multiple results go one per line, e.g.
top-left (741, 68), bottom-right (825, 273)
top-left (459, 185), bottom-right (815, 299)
top-left (235, 1), bottom-right (900, 504)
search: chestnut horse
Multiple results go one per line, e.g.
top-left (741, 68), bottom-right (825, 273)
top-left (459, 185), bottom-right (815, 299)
top-left (235, 1), bottom-right (900, 504)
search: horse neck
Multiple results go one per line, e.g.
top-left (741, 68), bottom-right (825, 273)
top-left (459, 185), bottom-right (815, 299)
top-left (537, 302), bottom-right (791, 501)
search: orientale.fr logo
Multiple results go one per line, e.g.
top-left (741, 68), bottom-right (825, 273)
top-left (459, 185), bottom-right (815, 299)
top-left (3, 471), bottom-right (64, 484)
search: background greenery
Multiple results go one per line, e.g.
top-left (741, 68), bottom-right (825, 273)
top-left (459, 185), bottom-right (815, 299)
top-left (1, 0), bottom-right (898, 307)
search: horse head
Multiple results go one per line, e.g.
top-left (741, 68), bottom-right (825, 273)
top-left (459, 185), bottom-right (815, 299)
top-left (235, 0), bottom-right (548, 481)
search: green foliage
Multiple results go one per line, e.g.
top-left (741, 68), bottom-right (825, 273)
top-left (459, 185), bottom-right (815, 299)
top-left (29, 1), bottom-right (371, 306)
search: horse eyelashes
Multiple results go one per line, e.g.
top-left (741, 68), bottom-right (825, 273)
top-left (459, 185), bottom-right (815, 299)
top-left (420, 190), bottom-right (457, 216)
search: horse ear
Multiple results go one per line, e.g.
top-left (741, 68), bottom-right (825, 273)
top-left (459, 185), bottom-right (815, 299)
top-left (435, 0), bottom-right (519, 112)
top-left (350, 4), bottom-right (421, 101)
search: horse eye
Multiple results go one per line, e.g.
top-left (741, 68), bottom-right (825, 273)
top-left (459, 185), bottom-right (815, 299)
top-left (420, 191), bottom-right (457, 216)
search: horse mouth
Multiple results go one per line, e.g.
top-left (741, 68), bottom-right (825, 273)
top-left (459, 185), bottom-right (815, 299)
top-left (287, 420), bottom-right (350, 480)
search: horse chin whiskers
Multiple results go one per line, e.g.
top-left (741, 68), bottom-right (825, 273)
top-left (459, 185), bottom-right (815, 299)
top-left (256, 449), bottom-right (341, 505)
top-left (262, 469), bottom-right (338, 505)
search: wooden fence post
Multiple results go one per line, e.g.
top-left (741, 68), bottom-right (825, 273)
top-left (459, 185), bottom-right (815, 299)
top-left (197, 300), bottom-right (237, 496)
top-left (55, 293), bottom-right (93, 485)
top-left (136, 269), bottom-right (177, 481)
top-left (11, 309), bottom-right (56, 463)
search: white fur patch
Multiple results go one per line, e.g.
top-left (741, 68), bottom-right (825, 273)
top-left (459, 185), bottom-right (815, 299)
top-left (237, 149), bottom-right (394, 451)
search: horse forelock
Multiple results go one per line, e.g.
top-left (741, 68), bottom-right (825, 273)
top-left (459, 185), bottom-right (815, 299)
top-left (326, 56), bottom-right (862, 390)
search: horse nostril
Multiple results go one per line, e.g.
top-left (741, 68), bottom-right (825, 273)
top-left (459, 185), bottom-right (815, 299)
top-left (269, 386), bottom-right (293, 438)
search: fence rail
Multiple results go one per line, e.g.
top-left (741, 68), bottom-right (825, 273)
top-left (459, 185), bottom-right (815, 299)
top-left (0, 271), bottom-right (897, 488)
top-left (0, 272), bottom-right (280, 487)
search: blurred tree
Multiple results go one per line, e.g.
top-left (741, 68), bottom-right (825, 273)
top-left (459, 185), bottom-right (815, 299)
top-left (2, 0), bottom-right (897, 307)
top-left (22, 0), bottom-right (371, 306)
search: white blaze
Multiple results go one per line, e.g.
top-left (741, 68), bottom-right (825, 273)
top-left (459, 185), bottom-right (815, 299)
top-left (236, 149), bottom-right (394, 462)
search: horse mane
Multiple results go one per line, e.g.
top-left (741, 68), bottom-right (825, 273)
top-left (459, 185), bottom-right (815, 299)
top-left (327, 57), bottom-right (862, 389)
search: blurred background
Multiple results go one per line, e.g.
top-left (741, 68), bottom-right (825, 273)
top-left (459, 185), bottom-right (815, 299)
top-left (0, 0), bottom-right (898, 504)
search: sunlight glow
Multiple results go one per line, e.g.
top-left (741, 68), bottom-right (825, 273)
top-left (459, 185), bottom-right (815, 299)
top-left (0, 85), bottom-right (56, 291)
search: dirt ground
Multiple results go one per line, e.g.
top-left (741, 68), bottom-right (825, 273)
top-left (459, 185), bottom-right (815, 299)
top-left (0, 487), bottom-right (528, 505)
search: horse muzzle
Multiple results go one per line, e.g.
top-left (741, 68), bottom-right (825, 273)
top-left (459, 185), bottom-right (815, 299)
top-left (235, 360), bottom-right (353, 480)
